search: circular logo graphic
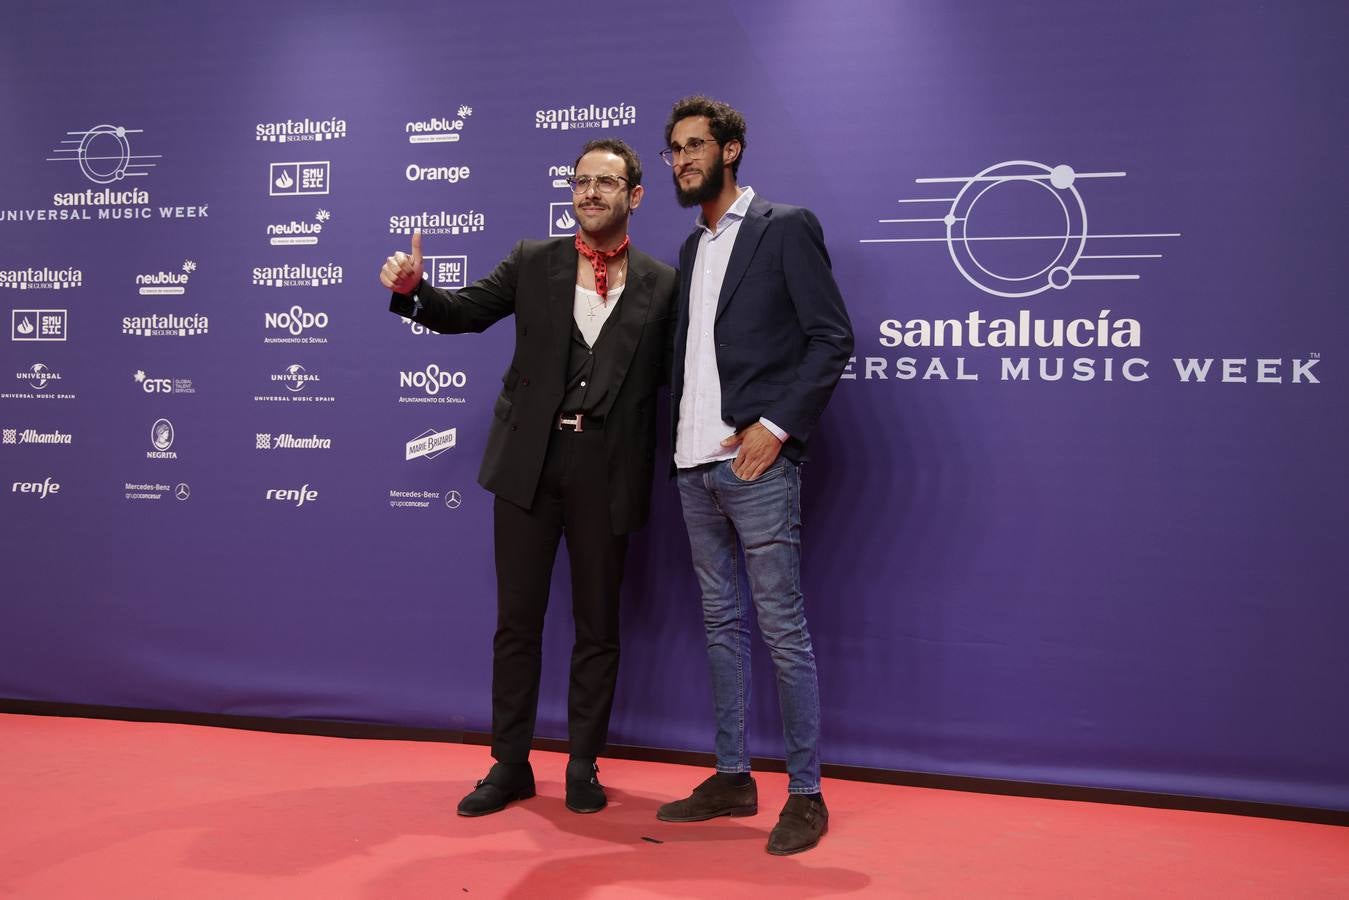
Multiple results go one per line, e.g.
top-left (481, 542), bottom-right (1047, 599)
top-left (77, 125), bottom-right (133, 184)
top-left (29, 363), bottom-right (54, 390)
top-left (444, 490), bottom-right (462, 509)
top-left (174, 483), bottom-right (191, 501)
top-left (946, 161), bottom-right (1086, 298)
top-left (285, 363), bottom-right (308, 392)
top-left (151, 418), bottom-right (175, 451)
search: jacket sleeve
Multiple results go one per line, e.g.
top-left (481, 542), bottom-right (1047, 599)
top-left (763, 208), bottom-right (855, 442)
top-left (388, 241), bottom-right (522, 334)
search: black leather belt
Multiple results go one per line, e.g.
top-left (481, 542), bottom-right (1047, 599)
top-left (556, 412), bottom-right (602, 432)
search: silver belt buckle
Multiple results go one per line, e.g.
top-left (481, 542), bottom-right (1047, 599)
top-left (559, 413), bottom-right (584, 432)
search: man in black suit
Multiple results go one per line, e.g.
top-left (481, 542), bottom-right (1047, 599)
top-left (653, 97), bottom-right (854, 855)
top-left (380, 138), bottom-right (676, 817)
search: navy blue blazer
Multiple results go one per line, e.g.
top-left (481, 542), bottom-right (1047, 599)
top-left (672, 194), bottom-right (854, 464)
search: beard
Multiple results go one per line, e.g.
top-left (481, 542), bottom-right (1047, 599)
top-left (674, 152), bottom-right (726, 208)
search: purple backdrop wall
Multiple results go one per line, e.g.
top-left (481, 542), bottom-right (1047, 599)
top-left (2, 0), bottom-right (1346, 811)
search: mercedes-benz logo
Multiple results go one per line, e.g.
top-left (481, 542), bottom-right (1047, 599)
top-left (174, 483), bottom-right (191, 501)
top-left (444, 490), bottom-right (462, 509)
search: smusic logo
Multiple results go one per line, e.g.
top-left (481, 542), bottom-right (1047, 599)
top-left (270, 161), bottom-right (330, 197)
top-left (12, 310), bottom-right (68, 342)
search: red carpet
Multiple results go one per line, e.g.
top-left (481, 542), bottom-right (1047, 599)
top-left (1, 714), bottom-right (1345, 898)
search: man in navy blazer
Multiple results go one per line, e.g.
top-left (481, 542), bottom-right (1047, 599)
top-left (653, 96), bottom-right (854, 856)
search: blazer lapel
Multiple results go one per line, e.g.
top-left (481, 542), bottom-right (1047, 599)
top-left (714, 196), bottom-right (772, 323)
top-left (600, 251), bottom-right (655, 386)
top-left (547, 238), bottom-right (578, 377)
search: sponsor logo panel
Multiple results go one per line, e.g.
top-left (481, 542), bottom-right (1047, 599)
top-left (405, 106), bottom-right (473, 144)
top-left (267, 209), bottom-right (329, 246)
top-left (256, 117), bottom-right (347, 143)
top-left (406, 427), bottom-right (455, 461)
top-left (534, 102), bottom-right (637, 130)
top-left (0, 268), bottom-right (83, 291)
top-left (270, 161), bottom-right (330, 197)
top-left (397, 364), bottom-right (468, 404)
top-left (3, 363), bottom-right (74, 400)
top-left (136, 260), bottom-right (195, 296)
top-left (134, 369), bottom-right (195, 395)
top-left (12, 310), bottom-right (68, 342)
top-left (254, 364), bottom-right (334, 403)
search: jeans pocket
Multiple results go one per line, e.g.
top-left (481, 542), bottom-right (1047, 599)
top-left (726, 458), bottom-right (786, 484)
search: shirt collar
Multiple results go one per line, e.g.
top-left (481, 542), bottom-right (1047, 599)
top-left (696, 185), bottom-right (755, 235)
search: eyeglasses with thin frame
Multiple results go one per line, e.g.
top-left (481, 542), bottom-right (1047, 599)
top-left (567, 174), bottom-right (630, 194)
top-left (660, 137), bottom-right (719, 166)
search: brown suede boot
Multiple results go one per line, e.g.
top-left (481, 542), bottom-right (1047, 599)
top-left (656, 773), bottom-right (758, 822)
top-left (766, 795), bottom-right (828, 855)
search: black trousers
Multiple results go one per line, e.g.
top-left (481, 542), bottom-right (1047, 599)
top-left (490, 427), bottom-right (628, 764)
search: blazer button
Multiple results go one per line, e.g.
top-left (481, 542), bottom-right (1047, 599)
top-left (510, 424), bottom-right (518, 432)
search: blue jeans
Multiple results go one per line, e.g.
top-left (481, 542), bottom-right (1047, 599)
top-left (677, 457), bottom-right (821, 794)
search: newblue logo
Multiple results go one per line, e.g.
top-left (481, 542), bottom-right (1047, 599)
top-left (405, 106), bottom-right (473, 143)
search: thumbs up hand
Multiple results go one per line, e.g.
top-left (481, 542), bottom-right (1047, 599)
top-left (380, 230), bottom-right (424, 294)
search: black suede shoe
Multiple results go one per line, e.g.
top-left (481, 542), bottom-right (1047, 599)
top-left (564, 760), bottom-right (607, 814)
top-left (766, 795), bottom-right (828, 855)
top-left (456, 762), bottom-right (536, 817)
top-left (656, 773), bottom-right (758, 822)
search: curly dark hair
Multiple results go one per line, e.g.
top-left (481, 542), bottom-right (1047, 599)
top-left (664, 95), bottom-right (747, 175)
top-left (574, 138), bottom-right (642, 188)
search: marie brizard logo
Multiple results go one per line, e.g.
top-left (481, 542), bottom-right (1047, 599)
top-left (861, 160), bottom-right (1180, 298)
top-left (48, 125), bottom-right (160, 184)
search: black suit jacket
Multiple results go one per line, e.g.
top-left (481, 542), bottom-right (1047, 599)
top-left (672, 194), bottom-right (854, 465)
top-left (392, 237), bottom-right (677, 534)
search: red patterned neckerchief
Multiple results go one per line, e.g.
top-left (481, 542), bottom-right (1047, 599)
top-left (575, 233), bottom-right (630, 303)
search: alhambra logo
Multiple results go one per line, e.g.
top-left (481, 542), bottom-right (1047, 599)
top-left (861, 160), bottom-right (1179, 298)
top-left (534, 102), bottom-right (636, 130)
top-left (255, 117), bottom-right (347, 143)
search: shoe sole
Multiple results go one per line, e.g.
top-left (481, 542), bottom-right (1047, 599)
top-left (656, 804), bottom-right (758, 823)
top-left (565, 800), bottom-right (607, 814)
top-left (456, 786), bottom-right (536, 817)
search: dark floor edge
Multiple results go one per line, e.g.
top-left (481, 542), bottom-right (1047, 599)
top-left (4, 698), bottom-right (1344, 827)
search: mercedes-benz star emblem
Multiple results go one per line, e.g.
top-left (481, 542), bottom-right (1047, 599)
top-left (174, 483), bottom-right (191, 501)
top-left (444, 490), bottom-right (462, 509)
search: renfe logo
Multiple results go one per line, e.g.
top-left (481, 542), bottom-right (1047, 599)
top-left (266, 484), bottom-right (318, 507)
top-left (12, 477), bottom-right (60, 498)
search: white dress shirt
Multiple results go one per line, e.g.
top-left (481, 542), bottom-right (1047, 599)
top-left (675, 187), bottom-right (788, 469)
